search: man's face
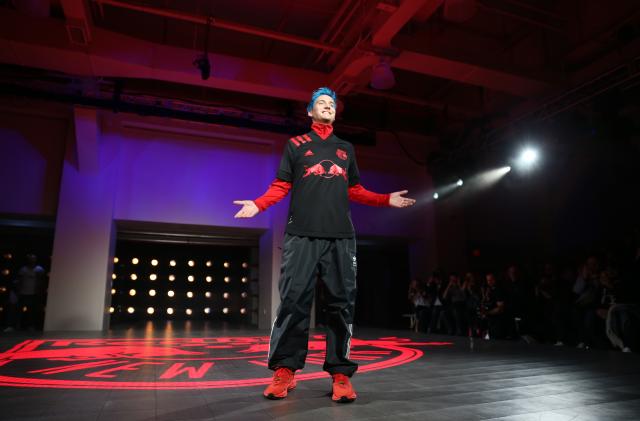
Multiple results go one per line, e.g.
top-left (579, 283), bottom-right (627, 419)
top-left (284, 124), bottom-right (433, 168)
top-left (308, 94), bottom-right (336, 124)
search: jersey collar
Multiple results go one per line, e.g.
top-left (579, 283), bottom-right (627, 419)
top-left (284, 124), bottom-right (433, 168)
top-left (311, 122), bottom-right (333, 140)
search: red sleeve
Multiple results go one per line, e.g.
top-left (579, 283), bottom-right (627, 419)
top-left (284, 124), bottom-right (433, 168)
top-left (253, 179), bottom-right (292, 211)
top-left (348, 184), bottom-right (390, 207)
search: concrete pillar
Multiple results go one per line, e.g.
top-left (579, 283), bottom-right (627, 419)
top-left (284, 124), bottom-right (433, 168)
top-left (45, 107), bottom-right (117, 331)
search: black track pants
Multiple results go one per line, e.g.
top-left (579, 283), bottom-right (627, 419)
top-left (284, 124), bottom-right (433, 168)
top-left (267, 234), bottom-right (358, 377)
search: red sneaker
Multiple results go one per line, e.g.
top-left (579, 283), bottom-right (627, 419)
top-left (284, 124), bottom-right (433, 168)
top-left (263, 367), bottom-right (296, 400)
top-left (331, 373), bottom-right (357, 403)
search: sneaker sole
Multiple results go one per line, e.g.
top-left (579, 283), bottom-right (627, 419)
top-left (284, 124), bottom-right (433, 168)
top-left (332, 395), bottom-right (356, 403)
top-left (264, 383), bottom-right (296, 400)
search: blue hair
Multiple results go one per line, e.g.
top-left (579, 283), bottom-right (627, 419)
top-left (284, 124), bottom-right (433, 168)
top-left (307, 87), bottom-right (337, 113)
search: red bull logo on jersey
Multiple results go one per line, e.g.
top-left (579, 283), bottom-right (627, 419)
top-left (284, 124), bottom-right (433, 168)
top-left (336, 148), bottom-right (347, 160)
top-left (303, 160), bottom-right (347, 181)
top-left (0, 336), bottom-right (452, 390)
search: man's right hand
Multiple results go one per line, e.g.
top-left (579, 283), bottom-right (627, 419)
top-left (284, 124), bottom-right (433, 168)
top-left (233, 200), bottom-right (259, 218)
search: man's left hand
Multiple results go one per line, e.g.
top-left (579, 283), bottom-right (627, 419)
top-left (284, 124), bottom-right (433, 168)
top-left (389, 190), bottom-right (416, 208)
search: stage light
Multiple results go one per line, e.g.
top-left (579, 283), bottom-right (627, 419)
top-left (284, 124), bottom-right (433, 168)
top-left (168, 290), bottom-right (175, 297)
top-left (169, 260), bottom-right (176, 267)
top-left (109, 307), bottom-right (114, 313)
top-left (242, 262), bottom-right (248, 268)
top-left (187, 291), bottom-right (194, 298)
top-left (241, 277), bottom-right (248, 283)
top-left (370, 60), bottom-right (395, 90)
top-left (206, 260), bottom-right (212, 267)
top-left (129, 289), bottom-right (136, 296)
top-left (113, 257), bottom-right (119, 263)
top-left (0, 287), bottom-right (6, 293)
top-left (112, 273), bottom-right (117, 280)
top-left (223, 261), bottom-right (230, 268)
top-left (506, 166), bottom-right (512, 172)
top-left (205, 292), bottom-right (212, 298)
top-left (188, 260), bottom-right (195, 267)
top-left (240, 308), bottom-right (247, 315)
top-left (169, 274), bottom-right (175, 281)
top-left (167, 307), bottom-right (174, 315)
top-left (151, 259), bottom-right (158, 266)
top-left (149, 274), bottom-right (157, 281)
top-left (516, 147), bottom-right (540, 170)
top-left (433, 193), bottom-right (439, 200)
top-left (204, 307), bottom-right (211, 314)
top-left (22, 306), bottom-right (28, 312)
top-left (111, 288), bottom-right (116, 295)
top-left (1, 269), bottom-right (8, 276)
top-left (241, 292), bottom-right (248, 298)
top-left (0, 307), bottom-right (3, 312)
top-left (127, 307), bottom-right (134, 314)
top-left (130, 274), bottom-right (137, 281)
top-left (224, 276), bottom-right (230, 283)
top-left (186, 308), bottom-right (192, 316)
top-left (457, 179), bottom-right (463, 186)
top-left (149, 289), bottom-right (156, 296)
top-left (222, 307), bottom-right (229, 314)
top-left (223, 292), bottom-right (229, 299)
top-left (188, 275), bottom-right (195, 282)
top-left (206, 276), bottom-right (213, 283)
top-left (147, 307), bottom-right (154, 315)
top-left (132, 258), bottom-right (139, 265)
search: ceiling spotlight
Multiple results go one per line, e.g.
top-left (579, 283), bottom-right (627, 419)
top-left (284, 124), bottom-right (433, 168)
top-left (167, 307), bottom-right (174, 315)
top-left (205, 291), bottom-right (212, 298)
top-left (169, 260), bottom-right (176, 267)
top-left (169, 274), bottom-right (175, 281)
top-left (129, 289), bottom-right (136, 296)
top-left (113, 257), bottom-right (119, 263)
top-left (204, 307), bottom-right (211, 314)
top-left (457, 179), bottom-right (463, 186)
top-left (206, 276), bottom-right (213, 283)
top-left (224, 276), bottom-right (230, 283)
top-left (222, 307), bottom-right (229, 314)
top-left (111, 288), bottom-right (116, 295)
top-left (132, 258), bottom-right (139, 265)
top-left (167, 290), bottom-right (175, 297)
top-left (188, 260), bottom-right (195, 267)
top-left (149, 289), bottom-right (156, 296)
top-left (516, 147), bottom-right (540, 170)
top-left (186, 308), bottom-right (193, 316)
top-left (149, 274), bottom-right (157, 281)
top-left (187, 291), bottom-right (194, 298)
top-left (370, 60), bottom-right (395, 90)
top-left (206, 260), bottom-right (212, 267)
top-left (130, 274), bottom-right (137, 280)
top-left (147, 307), bottom-right (154, 315)
top-left (127, 307), bottom-right (135, 314)
top-left (433, 193), bottom-right (439, 200)
top-left (109, 307), bottom-right (114, 313)
top-left (223, 262), bottom-right (230, 268)
top-left (151, 259), bottom-right (158, 266)
top-left (188, 275), bottom-right (195, 282)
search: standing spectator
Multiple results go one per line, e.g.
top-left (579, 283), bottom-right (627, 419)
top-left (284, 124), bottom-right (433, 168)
top-left (503, 264), bottom-right (532, 339)
top-left (443, 273), bottom-right (467, 335)
top-left (426, 273), bottom-right (445, 333)
top-left (7, 254), bottom-right (47, 331)
top-left (462, 272), bottom-right (483, 337)
top-left (480, 272), bottom-right (507, 339)
top-left (407, 279), bottom-right (429, 332)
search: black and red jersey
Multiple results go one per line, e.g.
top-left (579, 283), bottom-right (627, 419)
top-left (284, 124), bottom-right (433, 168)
top-left (277, 129), bottom-right (360, 238)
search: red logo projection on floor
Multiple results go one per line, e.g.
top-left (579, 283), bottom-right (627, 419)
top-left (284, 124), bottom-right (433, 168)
top-left (0, 336), bottom-right (452, 390)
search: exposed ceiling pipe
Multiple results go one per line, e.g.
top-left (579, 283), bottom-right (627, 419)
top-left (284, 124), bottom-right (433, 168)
top-left (92, 0), bottom-right (342, 53)
top-left (476, 0), bottom-right (562, 32)
top-left (308, 0), bottom-right (357, 66)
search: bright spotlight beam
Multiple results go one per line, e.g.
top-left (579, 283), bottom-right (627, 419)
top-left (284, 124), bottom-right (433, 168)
top-left (516, 147), bottom-right (540, 170)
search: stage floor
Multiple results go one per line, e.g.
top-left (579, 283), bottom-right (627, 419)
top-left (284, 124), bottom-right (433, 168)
top-left (1, 324), bottom-right (639, 421)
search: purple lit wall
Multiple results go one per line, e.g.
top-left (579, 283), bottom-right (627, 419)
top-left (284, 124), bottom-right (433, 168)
top-left (2, 105), bottom-right (435, 331)
top-left (0, 111), bottom-right (66, 216)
